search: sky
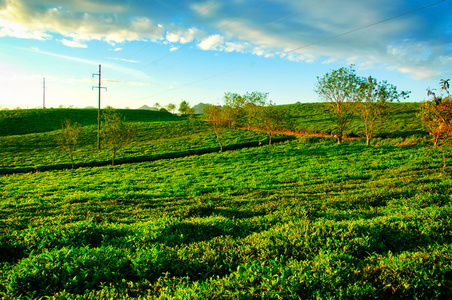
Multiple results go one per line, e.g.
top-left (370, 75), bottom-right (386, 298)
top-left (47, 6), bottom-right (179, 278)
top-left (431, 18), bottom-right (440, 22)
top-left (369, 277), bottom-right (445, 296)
top-left (0, 0), bottom-right (451, 109)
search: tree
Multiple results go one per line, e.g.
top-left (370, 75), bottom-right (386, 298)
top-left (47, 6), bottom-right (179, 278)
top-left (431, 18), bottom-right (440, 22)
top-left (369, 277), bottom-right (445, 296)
top-left (56, 119), bottom-right (82, 169)
top-left (178, 100), bottom-right (191, 115)
top-left (315, 65), bottom-right (361, 144)
top-left (421, 102), bottom-right (443, 148)
top-left (154, 103), bottom-right (161, 110)
top-left (202, 104), bottom-right (227, 152)
top-left (101, 107), bottom-right (136, 166)
top-left (221, 105), bottom-right (233, 128)
top-left (258, 102), bottom-right (286, 145)
top-left (167, 103), bottom-right (176, 114)
top-left (243, 91), bottom-right (268, 130)
top-left (358, 76), bottom-right (410, 146)
top-left (421, 78), bottom-right (452, 172)
top-left (224, 92), bottom-right (246, 128)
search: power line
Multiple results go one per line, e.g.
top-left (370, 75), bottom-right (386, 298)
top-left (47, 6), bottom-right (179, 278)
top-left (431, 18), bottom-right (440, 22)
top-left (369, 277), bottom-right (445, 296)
top-left (125, 0), bottom-right (223, 61)
top-left (122, 1), bottom-right (185, 60)
top-left (237, 0), bottom-right (328, 40)
top-left (131, 0), bottom-right (446, 102)
top-left (145, 0), bottom-right (329, 77)
top-left (133, 0), bottom-right (277, 73)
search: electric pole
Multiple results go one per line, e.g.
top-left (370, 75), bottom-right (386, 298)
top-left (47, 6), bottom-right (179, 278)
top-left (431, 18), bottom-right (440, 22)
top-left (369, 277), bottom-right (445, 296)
top-left (42, 77), bottom-right (46, 109)
top-left (92, 64), bottom-right (107, 150)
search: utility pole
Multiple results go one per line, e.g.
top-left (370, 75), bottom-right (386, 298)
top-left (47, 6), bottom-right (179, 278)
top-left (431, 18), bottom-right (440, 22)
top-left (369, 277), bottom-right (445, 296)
top-left (42, 77), bottom-right (46, 109)
top-left (92, 64), bottom-right (107, 150)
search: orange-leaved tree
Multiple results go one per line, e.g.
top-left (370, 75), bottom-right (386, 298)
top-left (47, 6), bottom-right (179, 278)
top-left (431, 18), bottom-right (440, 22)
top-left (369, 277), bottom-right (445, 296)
top-left (420, 78), bottom-right (451, 172)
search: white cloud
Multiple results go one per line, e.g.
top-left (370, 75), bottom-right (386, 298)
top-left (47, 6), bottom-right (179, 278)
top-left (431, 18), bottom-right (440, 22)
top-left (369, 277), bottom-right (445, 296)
top-left (166, 31), bottom-right (182, 43)
top-left (109, 57), bottom-right (140, 63)
top-left (170, 46), bottom-right (179, 52)
top-left (114, 47), bottom-right (122, 51)
top-left (61, 39), bottom-right (87, 48)
top-left (166, 27), bottom-right (199, 44)
top-left (0, 0), bottom-right (449, 82)
top-left (198, 34), bottom-right (224, 51)
top-left (224, 41), bottom-right (247, 53)
top-left (0, 0), bottom-right (164, 44)
top-left (180, 28), bottom-right (198, 43)
top-left (103, 79), bottom-right (152, 86)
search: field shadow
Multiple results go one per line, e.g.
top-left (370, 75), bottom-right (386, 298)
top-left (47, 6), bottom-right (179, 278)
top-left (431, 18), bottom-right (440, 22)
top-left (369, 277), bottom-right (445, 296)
top-left (154, 221), bottom-right (263, 247)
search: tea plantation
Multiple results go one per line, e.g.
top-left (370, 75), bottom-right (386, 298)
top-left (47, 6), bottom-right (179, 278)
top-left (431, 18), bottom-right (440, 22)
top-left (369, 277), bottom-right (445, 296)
top-left (1, 104), bottom-right (451, 299)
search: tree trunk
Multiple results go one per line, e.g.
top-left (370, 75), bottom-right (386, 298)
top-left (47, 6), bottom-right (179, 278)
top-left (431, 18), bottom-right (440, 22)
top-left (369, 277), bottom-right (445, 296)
top-left (366, 136), bottom-right (370, 146)
top-left (216, 132), bottom-right (223, 152)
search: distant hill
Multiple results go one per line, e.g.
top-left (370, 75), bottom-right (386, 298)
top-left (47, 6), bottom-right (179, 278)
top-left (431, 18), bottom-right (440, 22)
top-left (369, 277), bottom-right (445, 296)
top-left (192, 102), bottom-right (209, 114)
top-left (138, 105), bottom-right (156, 110)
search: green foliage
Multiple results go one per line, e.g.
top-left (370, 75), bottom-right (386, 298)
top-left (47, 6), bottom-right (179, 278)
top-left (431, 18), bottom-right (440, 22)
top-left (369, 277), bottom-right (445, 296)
top-left (0, 108), bottom-right (179, 137)
top-left (101, 107), bottom-right (136, 166)
top-left (0, 113), bottom-right (275, 173)
top-left (202, 104), bottom-right (227, 152)
top-left (0, 103), bottom-right (449, 299)
top-left (261, 102), bottom-right (425, 141)
top-left (178, 100), bottom-right (192, 115)
top-left (224, 92), bottom-right (246, 127)
top-left (258, 103), bottom-right (287, 145)
top-left (56, 119), bottom-right (82, 168)
top-left (421, 78), bottom-right (452, 171)
top-left (315, 65), bottom-right (361, 143)
top-left (223, 91), bottom-right (269, 130)
top-left (357, 75), bottom-right (410, 145)
top-left (1, 138), bottom-right (452, 298)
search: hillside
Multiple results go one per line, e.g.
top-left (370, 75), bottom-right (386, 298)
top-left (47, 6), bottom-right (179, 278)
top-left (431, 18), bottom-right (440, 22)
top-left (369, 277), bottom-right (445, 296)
top-left (0, 108), bottom-right (180, 137)
top-left (273, 102), bottom-right (424, 138)
top-left (1, 103), bottom-right (451, 299)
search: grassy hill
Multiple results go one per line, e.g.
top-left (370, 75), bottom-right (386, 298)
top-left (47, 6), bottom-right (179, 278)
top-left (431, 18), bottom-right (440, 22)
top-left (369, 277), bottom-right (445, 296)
top-left (0, 108), bottom-right (289, 173)
top-left (0, 108), bottom-right (180, 137)
top-left (275, 102), bottom-right (424, 138)
top-left (1, 104), bottom-right (451, 299)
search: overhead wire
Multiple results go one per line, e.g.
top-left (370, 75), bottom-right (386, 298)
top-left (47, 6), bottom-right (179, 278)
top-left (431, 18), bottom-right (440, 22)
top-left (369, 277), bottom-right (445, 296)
top-left (122, 1), bottom-right (186, 60)
top-left (133, 0), bottom-right (277, 73)
top-left (237, 0), bottom-right (328, 40)
top-left (130, 0), bottom-right (446, 103)
top-left (145, 0), bottom-right (329, 76)
top-left (43, 1), bottom-right (187, 103)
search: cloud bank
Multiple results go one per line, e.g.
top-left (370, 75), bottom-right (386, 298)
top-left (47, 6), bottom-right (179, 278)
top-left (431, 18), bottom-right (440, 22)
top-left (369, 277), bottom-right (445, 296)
top-left (0, 0), bottom-right (450, 80)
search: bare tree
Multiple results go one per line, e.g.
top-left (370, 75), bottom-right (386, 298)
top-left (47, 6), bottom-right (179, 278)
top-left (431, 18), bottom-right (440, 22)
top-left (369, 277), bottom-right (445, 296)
top-left (203, 104), bottom-right (227, 152)
top-left (56, 119), bottom-right (82, 169)
top-left (101, 107), bottom-right (136, 166)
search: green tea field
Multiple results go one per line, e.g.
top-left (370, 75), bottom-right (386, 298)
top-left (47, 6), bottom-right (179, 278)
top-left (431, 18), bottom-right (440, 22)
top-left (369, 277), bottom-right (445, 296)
top-left (1, 104), bottom-right (451, 299)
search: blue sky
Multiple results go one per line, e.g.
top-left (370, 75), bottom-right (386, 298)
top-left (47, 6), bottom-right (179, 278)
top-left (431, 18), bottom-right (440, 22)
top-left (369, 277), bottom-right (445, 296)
top-left (0, 0), bottom-right (451, 109)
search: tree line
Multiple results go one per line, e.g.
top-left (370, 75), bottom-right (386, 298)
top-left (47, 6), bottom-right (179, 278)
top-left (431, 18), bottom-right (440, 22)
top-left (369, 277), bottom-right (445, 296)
top-left (55, 65), bottom-right (451, 171)
top-left (202, 91), bottom-right (287, 152)
top-left (57, 107), bottom-right (135, 168)
top-left (315, 65), bottom-right (411, 145)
